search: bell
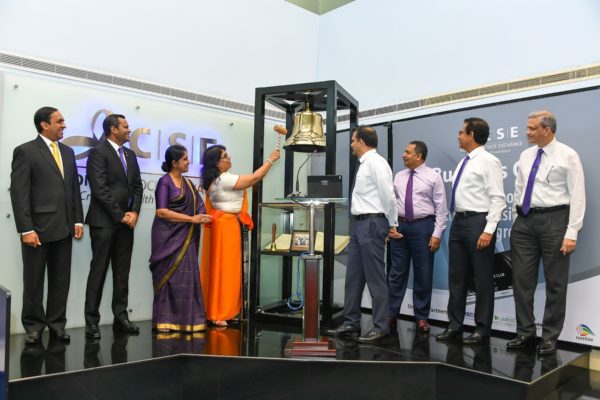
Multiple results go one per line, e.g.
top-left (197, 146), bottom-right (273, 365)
top-left (283, 103), bottom-right (326, 152)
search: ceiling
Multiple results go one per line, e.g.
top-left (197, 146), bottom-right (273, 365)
top-left (285, 0), bottom-right (355, 15)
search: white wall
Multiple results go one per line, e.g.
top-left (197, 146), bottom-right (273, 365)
top-left (2, 1), bottom-right (598, 109)
top-left (316, 0), bottom-right (600, 109)
top-left (0, 0), bottom-right (320, 105)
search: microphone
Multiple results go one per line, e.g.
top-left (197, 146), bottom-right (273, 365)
top-left (286, 151), bottom-right (315, 198)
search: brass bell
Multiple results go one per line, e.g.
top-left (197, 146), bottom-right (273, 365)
top-left (283, 102), bottom-right (326, 152)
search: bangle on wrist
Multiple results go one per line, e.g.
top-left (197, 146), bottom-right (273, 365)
top-left (265, 159), bottom-right (273, 166)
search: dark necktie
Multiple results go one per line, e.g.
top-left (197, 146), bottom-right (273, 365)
top-left (405, 170), bottom-right (415, 221)
top-left (521, 148), bottom-right (544, 216)
top-left (118, 147), bottom-right (127, 176)
top-left (450, 155), bottom-right (470, 213)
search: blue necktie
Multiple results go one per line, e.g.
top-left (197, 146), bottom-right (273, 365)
top-left (450, 155), bottom-right (470, 213)
top-left (118, 147), bottom-right (127, 176)
top-left (521, 148), bottom-right (544, 216)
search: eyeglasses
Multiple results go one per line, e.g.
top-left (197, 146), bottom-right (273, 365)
top-left (220, 153), bottom-right (231, 160)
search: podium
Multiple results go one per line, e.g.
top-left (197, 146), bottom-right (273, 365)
top-left (285, 198), bottom-right (346, 357)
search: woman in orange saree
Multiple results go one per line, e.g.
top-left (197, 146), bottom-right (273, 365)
top-left (200, 144), bottom-right (279, 326)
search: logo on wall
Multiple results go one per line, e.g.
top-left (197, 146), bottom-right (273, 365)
top-left (576, 324), bottom-right (594, 337)
top-left (62, 109), bottom-right (217, 167)
top-left (575, 324), bottom-right (595, 342)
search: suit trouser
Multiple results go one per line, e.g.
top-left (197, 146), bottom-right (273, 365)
top-left (21, 235), bottom-right (72, 333)
top-left (447, 213), bottom-right (495, 336)
top-left (510, 209), bottom-right (570, 341)
top-left (388, 217), bottom-right (435, 320)
top-left (85, 224), bottom-right (134, 326)
top-left (343, 216), bottom-right (389, 334)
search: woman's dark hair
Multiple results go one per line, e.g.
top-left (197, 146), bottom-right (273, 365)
top-left (201, 145), bottom-right (226, 190)
top-left (161, 144), bottom-right (188, 172)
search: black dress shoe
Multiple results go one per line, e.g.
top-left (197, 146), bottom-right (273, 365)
top-left (462, 332), bottom-right (489, 345)
top-left (435, 328), bottom-right (462, 341)
top-left (49, 329), bottom-right (71, 342)
top-left (356, 330), bottom-right (387, 343)
top-left (114, 319), bottom-right (140, 334)
top-left (85, 324), bottom-right (101, 339)
top-left (507, 335), bottom-right (536, 349)
top-left (25, 331), bottom-right (41, 345)
top-left (327, 324), bottom-right (360, 336)
top-left (537, 339), bottom-right (556, 355)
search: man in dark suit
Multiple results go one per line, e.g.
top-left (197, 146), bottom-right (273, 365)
top-left (10, 106), bottom-right (84, 345)
top-left (84, 113), bottom-right (143, 339)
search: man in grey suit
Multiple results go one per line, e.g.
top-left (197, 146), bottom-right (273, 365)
top-left (84, 114), bottom-right (143, 339)
top-left (10, 106), bottom-right (84, 344)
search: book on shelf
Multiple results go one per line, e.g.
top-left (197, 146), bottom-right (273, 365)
top-left (314, 232), bottom-right (350, 254)
top-left (264, 234), bottom-right (292, 251)
top-left (264, 232), bottom-right (350, 254)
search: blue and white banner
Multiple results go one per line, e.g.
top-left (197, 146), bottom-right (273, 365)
top-left (391, 87), bottom-right (600, 345)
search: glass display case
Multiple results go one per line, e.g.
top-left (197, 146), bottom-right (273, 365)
top-left (250, 81), bottom-right (359, 328)
top-left (254, 200), bottom-right (349, 327)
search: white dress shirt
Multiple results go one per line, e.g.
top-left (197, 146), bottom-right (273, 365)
top-left (513, 138), bottom-right (585, 240)
top-left (351, 149), bottom-right (397, 227)
top-left (39, 134), bottom-right (64, 168)
top-left (107, 138), bottom-right (127, 167)
top-left (452, 145), bottom-right (506, 234)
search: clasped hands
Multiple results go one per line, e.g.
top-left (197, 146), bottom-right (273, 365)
top-left (121, 211), bottom-right (139, 228)
top-left (191, 214), bottom-right (212, 225)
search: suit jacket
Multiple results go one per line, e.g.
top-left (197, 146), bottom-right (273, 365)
top-left (10, 135), bottom-right (84, 243)
top-left (85, 139), bottom-right (143, 227)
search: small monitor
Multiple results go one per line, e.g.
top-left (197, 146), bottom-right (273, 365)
top-left (307, 175), bottom-right (343, 198)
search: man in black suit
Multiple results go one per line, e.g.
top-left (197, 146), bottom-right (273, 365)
top-left (84, 113), bottom-right (143, 339)
top-left (10, 106), bottom-right (84, 345)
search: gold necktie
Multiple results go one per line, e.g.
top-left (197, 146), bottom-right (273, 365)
top-left (50, 142), bottom-right (63, 176)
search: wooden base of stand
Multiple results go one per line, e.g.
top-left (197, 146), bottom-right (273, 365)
top-left (286, 336), bottom-right (337, 357)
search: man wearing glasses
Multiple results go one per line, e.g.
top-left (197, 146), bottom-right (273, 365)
top-left (507, 111), bottom-right (585, 355)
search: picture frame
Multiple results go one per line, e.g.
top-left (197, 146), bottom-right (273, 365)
top-left (290, 230), bottom-right (310, 252)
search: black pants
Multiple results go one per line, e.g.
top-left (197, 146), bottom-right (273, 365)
top-left (21, 235), bottom-right (72, 333)
top-left (85, 225), bottom-right (134, 326)
top-left (447, 213), bottom-right (495, 336)
top-left (510, 209), bottom-right (570, 341)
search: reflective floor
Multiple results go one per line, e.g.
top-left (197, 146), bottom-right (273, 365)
top-left (9, 315), bottom-right (589, 383)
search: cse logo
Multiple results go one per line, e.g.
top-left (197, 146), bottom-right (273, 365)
top-left (63, 109), bottom-right (216, 163)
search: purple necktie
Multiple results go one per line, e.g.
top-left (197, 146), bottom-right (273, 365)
top-left (450, 155), bottom-right (470, 213)
top-left (405, 170), bottom-right (415, 221)
top-left (118, 147), bottom-right (127, 175)
top-left (521, 148), bottom-right (544, 216)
